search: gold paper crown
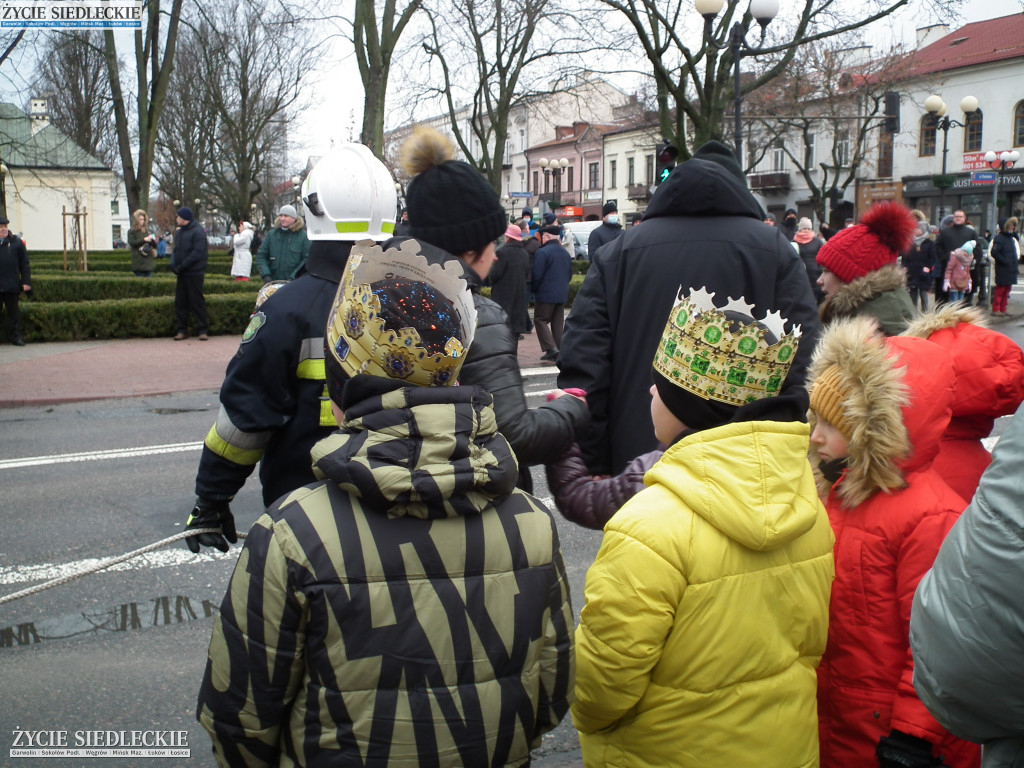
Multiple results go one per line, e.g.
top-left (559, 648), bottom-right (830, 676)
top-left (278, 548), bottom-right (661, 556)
top-left (652, 286), bottom-right (802, 406)
top-left (327, 239), bottom-right (477, 387)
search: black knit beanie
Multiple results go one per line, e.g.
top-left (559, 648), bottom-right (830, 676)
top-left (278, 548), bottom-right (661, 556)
top-left (691, 140), bottom-right (746, 183)
top-left (402, 127), bottom-right (507, 256)
top-left (652, 370), bottom-right (738, 432)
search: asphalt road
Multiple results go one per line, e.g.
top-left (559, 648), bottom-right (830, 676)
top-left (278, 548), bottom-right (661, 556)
top-left (4, 311), bottom-right (1024, 768)
top-left (0, 370), bottom-right (599, 768)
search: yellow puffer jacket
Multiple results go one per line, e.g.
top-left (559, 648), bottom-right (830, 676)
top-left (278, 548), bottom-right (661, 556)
top-left (573, 420), bottom-right (835, 768)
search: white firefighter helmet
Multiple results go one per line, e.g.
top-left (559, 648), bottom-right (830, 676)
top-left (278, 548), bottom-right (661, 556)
top-left (301, 144), bottom-right (398, 241)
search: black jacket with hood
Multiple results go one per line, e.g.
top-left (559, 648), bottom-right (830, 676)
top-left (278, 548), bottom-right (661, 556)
top-left (557, 156), bottom-right (821, 475)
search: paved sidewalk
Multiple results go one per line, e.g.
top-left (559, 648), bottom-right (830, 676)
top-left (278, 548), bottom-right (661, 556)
top-left (0, 331), bottom-right (555, 408)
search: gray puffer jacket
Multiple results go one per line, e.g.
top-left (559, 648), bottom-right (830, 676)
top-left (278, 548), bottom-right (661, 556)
top-left (910, 400), bottom-right (1024, 768)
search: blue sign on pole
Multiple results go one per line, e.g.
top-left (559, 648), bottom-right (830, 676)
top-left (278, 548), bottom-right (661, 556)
top-left (971, 172), bottom-right (997, 184)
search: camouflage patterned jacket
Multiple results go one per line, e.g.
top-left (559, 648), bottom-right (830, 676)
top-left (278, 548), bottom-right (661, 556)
top-left (197, 379), bottom-right (575, 768)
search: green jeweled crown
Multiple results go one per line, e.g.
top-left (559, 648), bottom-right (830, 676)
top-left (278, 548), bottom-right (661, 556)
top-left (327, 239), bottom-right (477, 387)
top-left (652, 286), bottom-right (802, 406)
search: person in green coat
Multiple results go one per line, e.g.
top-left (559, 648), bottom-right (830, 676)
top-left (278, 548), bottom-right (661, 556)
top-left (255, 203), bottom-right (310, 282)
top-left (816, 201), bottom-right (918, 336)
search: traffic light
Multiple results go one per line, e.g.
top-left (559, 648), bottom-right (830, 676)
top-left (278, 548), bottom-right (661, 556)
top-left (883, 91), bottom-right (900, 134)
top-left (655, 141), bottom-right (679, 186)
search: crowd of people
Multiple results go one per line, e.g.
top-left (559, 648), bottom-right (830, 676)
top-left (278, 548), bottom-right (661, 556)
top-left (170, 131), bottom-right (1024, 768)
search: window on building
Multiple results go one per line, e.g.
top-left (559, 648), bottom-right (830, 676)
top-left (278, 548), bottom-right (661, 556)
top-left (567, 166), bottom-right (574, 192)
top-left (553, 169), bottom-right (562, 196)
top-left (504, 140), bottom-right (511, 165)
top-left (645, 154), bottom-right (654, 184)
top-left (920, 116), bottom-right (937, 157)
top-left (519, 172), bottom-right (525, 192)
top-left (836, 130), bottom-right (851, 167)
top-left (878, 131), bottom-right (893, 178)
top-left (112, 225), bottom-right (122, 240)
top-left (110, 199), bottom-right (120, 215)
top-left (589, 162), bottom-right (599, 189)
top-left (964, 109), bottom-right (983, 153)
top-left (544, 170), bottom-right (550, 194)
top-left (772, 139), bottom-right (787, 172)
top-left (609, 159), bottom-right (617, 188)
top-left (533, 170), bottom-right (539, 195)
top-left (805, 134), bottom-right (816, 168)
top-left (627, 157), bottom-right (635, 186)
top-left (1015, 102), bottom-right (1024, 147)
top-left (519, 128), bottom-right (526, 153)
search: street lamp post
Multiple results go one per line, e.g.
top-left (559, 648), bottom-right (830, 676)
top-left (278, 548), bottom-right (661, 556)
top-left (984, 149), bottom-right (1020, 236)
top-left (0, 157), bottom-right (8, 221)
top-left (923, 94), bottom-right (979, 221)
top-left (696, 0), bottom-right (780, 169)
top-left (538, 157), bottom-right (569, 214)
top-left (979, 149), bottom-right (1021, 304)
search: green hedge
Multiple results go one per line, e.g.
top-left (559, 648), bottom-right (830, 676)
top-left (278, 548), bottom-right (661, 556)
top-left (18, 251), bottom-right (586, 342)
top-left (20, 293), bottom-right (257, 342)
top-left (28, 274), bottom-right (261, 303)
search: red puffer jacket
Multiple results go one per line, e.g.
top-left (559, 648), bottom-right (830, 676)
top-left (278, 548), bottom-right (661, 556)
top-left (903, 305), bottom-right (1024, 501)
top-left (809, 323), bottom-right (980, 768)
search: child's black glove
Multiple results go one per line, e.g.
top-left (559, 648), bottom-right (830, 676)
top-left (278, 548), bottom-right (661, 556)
top-left (185, 497), bottom-right (237, 553)
top-left (876, 730), bottom-right (943, 768)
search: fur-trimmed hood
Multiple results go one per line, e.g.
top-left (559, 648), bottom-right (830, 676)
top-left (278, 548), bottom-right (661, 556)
top-left (902, 303), bottom-right (1024, 434)
top-left (273, 215), bottom-right (305, 233)
top-left (809, 316), bottom-right (955, 509)
top-left (820, 263), bottom-right (909, 321)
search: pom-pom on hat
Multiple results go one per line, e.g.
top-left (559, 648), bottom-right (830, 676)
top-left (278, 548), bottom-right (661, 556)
top-left (401, 126), bottom-right (507, 256)
top-left (602, 200), bottom-right (618, 217)
top-left (816, 201), bottom-right (917, 284)
top-left (176, 206), bottom-right (194, 222)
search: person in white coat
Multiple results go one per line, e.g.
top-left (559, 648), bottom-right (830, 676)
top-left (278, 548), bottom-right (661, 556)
top-left (230, 221), bottom-right (255, 281)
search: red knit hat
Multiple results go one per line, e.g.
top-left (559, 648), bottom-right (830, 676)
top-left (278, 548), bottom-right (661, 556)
top-left (816, 201), bottom-right (916, 283)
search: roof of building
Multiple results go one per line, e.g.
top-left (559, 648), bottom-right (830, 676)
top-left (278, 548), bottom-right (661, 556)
top-left (906, 13), bottom-right (1024, 77)
top-left (0, 103), bottom-right (108, 171)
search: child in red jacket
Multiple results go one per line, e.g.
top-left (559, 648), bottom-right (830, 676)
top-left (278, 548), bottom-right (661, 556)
top-left (808, 316), bottom-right (980, 768)
top-left (902, 304), bottom-right (1024, 501)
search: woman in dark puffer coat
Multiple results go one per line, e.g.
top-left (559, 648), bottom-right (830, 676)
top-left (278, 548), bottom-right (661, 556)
top-left (902, 217), bottom-right (938, 311)
top-left (394, 126), bottom-right (589, 492)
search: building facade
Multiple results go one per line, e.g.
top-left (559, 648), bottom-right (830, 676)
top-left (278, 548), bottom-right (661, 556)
top-left (0, 100), bottom-right (118, 252)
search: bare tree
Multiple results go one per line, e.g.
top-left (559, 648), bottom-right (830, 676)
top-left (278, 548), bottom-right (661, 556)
top-left (33, 31), bottom-right (117, 168)
top-left (152, 24), bottom-right (216, 213)
top-left (103, 0), bottom-right (185, 213)
top-left (353, 0), bottom-right (424, 156)
top-left (417, 0), bottom-right (604, 192)
top-left (747, 40), bottom-right (917, 223)
top-left (197, 0), bottom-right (310, 225)
top-left (601, 0), bottom-right (962, 165)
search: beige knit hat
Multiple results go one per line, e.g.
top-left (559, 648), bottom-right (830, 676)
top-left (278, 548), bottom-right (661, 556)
top-left (809, 364), bottom-right (853, 438)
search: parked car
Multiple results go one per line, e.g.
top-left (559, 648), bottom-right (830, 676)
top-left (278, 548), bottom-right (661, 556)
top-left (207, 235), bottom-right (230, 247)
top-left (562, 221), bottom-right (603, 260)
top-left (113, 239), bottom-right (128, 249)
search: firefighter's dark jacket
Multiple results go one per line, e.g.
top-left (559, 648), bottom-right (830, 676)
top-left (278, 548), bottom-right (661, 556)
top-left (194, 241), bottom-right (350, 507)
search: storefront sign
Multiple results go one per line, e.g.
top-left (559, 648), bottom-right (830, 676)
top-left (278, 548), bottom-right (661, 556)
top-left (962, 151), bottom-right (1013, 172)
